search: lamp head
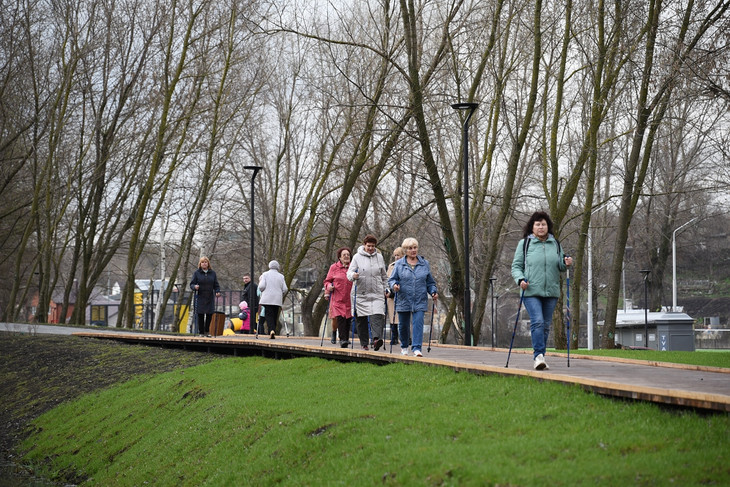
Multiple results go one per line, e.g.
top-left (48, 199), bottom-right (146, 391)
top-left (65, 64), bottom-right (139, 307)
top-left (451, 102), bottom-right (479, 111)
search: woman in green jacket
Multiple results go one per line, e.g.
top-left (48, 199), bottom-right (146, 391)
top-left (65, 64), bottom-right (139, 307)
top-left (511, 211), bottom-right (573, 370)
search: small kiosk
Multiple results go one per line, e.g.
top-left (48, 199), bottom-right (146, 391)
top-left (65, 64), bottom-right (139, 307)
top-left (615, 310), bottom-right (695, 351)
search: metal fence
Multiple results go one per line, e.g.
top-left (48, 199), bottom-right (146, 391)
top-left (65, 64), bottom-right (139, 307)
top-left (695, 329), bottom-right (730, 350)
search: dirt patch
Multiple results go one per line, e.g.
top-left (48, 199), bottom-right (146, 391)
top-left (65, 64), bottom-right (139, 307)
top-left (0, 332), bottom-right (216, 484)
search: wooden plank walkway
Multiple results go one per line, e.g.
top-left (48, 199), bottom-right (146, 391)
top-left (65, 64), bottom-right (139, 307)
top-left (74, 331), bottom-right (730, 413)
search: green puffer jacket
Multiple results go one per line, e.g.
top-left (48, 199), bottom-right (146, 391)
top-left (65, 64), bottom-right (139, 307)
top-left (511, 235), bottom-right (566, 298)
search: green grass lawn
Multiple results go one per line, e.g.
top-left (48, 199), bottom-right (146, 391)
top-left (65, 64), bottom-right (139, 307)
top-left (554, 348), bottom-right (730, 368)
top-left (23, 356), bottom-right (730, 486)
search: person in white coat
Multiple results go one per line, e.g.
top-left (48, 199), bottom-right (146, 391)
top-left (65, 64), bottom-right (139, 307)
top-left (347, 235), bottom-right (389, 351)
top-left (259, 260), bottom-right (288, 339)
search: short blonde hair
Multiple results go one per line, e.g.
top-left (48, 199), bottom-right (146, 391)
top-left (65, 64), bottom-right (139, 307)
top-left (393, 246), bottom-right (405, 259)
top-left (401, 237), bottom-right (418, 249)
top-left (198, 256), bottom-right (211, 268)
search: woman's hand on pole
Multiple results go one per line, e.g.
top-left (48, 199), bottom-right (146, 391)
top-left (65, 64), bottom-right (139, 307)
top-left (431, 293), bottom-right (438, 302)
top-left (564, 256), bottom-right (573, 266)
top-left (520, 280), bottom-right (529, 290)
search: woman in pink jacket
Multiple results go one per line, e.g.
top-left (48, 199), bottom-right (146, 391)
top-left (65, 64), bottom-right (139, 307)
top-left (323, 247), bottom-right (353, 348)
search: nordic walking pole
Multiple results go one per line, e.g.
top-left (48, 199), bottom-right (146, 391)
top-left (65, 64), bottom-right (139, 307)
top-left (351, 274), bottom-right (358, 349)
top-left (566, 261), bottom-right (571, 367)
top-left (193, 289), bottom-right (199, 335)
top-left (384, 294), bottom-right (390, 353)
top-left (368, 316), bottom-right (372, 348)
top-left (390, 292), bottom-right (397, 353)
top-left (506, 289), bottom-right (526, 368)
top-left (320, 298), bottom-right (331, 347)
top-left (427, 298), bottom-right (436, 353)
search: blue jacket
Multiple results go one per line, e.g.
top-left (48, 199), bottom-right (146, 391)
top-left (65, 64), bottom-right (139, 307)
top-left (511, 234), bottom-right (566, 298)
top-left (388, 256), bottom-right (437, 312)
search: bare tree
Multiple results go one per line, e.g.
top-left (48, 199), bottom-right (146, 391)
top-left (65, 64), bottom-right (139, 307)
top-left (602, 0), bottom-right (730, 348)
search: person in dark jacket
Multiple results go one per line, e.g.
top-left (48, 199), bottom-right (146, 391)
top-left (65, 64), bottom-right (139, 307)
top-left (242, 273), bottom-right (259, 328)
top-left (511, 211), bottom-right (573, 370)
top-left (388, 237), bottom-right (438, 357)
top-left (190, 256), bottom-right (221, 336)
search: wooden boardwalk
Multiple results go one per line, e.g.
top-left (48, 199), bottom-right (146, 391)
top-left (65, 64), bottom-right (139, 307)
top-left (74, 331), bottom-right (730, 413)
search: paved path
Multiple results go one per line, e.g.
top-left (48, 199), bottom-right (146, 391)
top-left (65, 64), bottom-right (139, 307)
top-left (3, 323), bottom-right (729, 412)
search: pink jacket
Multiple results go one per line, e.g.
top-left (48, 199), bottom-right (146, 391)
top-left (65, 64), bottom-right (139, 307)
top-left (238, 301), bottom-right (251, 331)
top-left (323, 261), bottom-right (353, 319)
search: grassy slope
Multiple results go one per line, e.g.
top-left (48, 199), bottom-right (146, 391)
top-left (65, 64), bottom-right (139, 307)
top-left (22, 356), bottom-right (730, 486)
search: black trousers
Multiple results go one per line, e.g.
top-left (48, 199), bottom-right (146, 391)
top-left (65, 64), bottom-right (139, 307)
top-left (263, 305), bottom-right (280, 335)
top-left (196, 313), bottom-right (213, 335)
top-left (336, 316), bottom-right (350, 344)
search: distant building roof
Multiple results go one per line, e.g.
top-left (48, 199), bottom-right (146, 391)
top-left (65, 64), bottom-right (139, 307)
top-left (134, 279), bottom-right (181, 292)
top-left (616, 310), bottom-right (693, 326)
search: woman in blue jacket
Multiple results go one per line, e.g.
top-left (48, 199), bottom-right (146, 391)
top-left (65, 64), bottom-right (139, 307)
top-left (511, 211), bottom-right (572, 370)
top-left (388, 237), bottom-right (438, 357)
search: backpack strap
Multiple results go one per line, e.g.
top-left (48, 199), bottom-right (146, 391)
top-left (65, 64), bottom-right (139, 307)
top-left (522, 237), bottom-right (531, 266)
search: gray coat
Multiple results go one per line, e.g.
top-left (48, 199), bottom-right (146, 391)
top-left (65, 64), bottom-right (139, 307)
top-left (347, 246), bottom-right (388, 316)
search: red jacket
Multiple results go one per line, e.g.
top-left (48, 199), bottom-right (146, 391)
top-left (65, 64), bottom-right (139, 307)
top-left (324, 261), bottom-right (353, 319)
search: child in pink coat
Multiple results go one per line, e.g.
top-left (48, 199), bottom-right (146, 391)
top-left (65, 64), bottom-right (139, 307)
top-left (238, 301), bottom-right (251, 333)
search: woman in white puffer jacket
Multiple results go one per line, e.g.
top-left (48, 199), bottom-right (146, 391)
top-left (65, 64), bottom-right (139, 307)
top-left (347, 235), bottom-right (389, 351)
top-left (259, 260), bottom-right (288, 339)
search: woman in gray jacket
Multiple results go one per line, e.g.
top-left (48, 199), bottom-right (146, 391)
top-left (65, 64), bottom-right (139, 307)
top-left (348, 235), bottom-right (389, 351)
top-left (511, 211), bottom-right (572, 370)
top-left (259, 260), bottom-right (288, 339)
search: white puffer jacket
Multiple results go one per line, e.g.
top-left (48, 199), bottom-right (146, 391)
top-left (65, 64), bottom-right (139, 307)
top-left (347, 246), bottom-right (388, 316)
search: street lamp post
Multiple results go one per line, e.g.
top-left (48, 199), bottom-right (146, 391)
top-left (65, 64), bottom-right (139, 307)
top-left (451, 102), bottom-right (479, 346)
top-left (489, 277), bottom-right (497, 348)
top-left (640, 269), bottom-right (651, 348)
top-left (244, 165), bottom-right (262, 329)
top-left (672, 218), bottom-right (697, 312)
top-left (586, 202), bottom-right (608, 350)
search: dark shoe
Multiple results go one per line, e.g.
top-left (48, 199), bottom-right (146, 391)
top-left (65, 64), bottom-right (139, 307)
top-left (373, 338), bottom-right (383, 351)
top-left (331, 331), bottom-right (337, 344)
top-left (361, 345), bottom-right (369, 351)
top-left (270, 331), bottom-right (275, 339)
top-left (340, 341), bottom-right (349, 348)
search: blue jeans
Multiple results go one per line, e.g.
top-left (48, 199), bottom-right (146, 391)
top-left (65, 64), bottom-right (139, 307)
top-left (522, 296), bottom-right (558, 359)
top-left (398, 311), bottom-right (424, 352)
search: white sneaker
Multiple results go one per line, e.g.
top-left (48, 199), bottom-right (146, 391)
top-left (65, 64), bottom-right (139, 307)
top-left (400, 347), bottom-right (409, 356)
top-left (413, 350), bottom-right (423, 357)
top-left (533, 354), bottom-right (547, 370)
